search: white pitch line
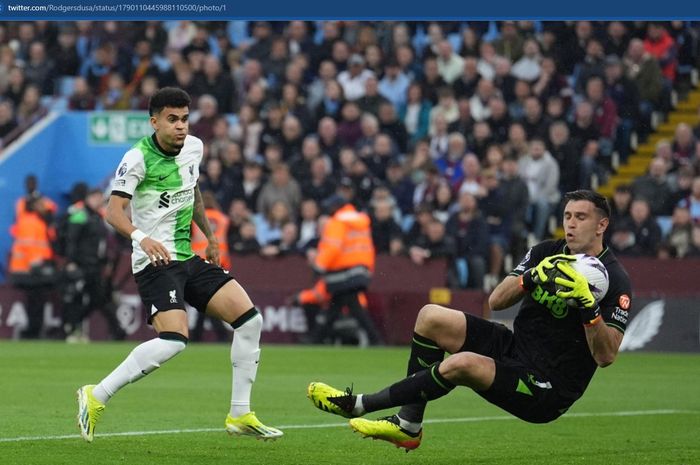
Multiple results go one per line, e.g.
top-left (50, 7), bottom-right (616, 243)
top-left (0, 409), bottom-right (695, 444)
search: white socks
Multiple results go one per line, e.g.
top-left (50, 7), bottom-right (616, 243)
top-left (396, 415), bottom-right (423, 433)
top-left (92, 333), bottom-right (187, 404)
top-left (229, 309), bottom-right (263, 418)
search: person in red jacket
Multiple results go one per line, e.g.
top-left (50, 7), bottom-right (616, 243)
top-left (309, 194), bottom-right (382, 345)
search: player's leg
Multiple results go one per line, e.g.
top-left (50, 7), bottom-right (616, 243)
top-left (77, 265), bottom-right (190, 442)
top-left (344, 291), bottom-right (383, 345)
top-left (203, 277), bottom-right (282, 439)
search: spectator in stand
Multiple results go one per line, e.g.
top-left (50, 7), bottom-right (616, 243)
top-left (677, 176), bottom-right (700, 224)
top-left (385, 158), bottom-right (415, 217)
top-left (0, 99), bottom-right (18, 140)
top-left (521, 96), bottom-right (549, 141)
top-left (189, 94), bottom-right (219, 143)
top-left (370, 196), bottom-right (405, 256)
top-left (623, 38), bottom-right (664, 135)
top-left (610, 198), bottom-right (662, 257)
top-left (486, 96), bottom-right (511, 144)
top-left (337, 53), bottom-right (374, 102)
top-left (317, 117), bottom-right (341, 165)
top-left (290, 135), bottom-right (323, 181)
top-left (500, 156), bottom-right (530, 258)
top-left (280, 114), bottom-right (304, 160)
top-left (232, 160), bottom-right (263, 212)
top-left (365, 133), bottom-right (398, 181)
top-left (669, 165), bottom-right (695, 206)
top-left (569, 100), bottom-right (601, 158)
top-left (518, 137), bottom-right (560, 240)
top-left (230, 220), bottom-right (261, 256)
top-left (604, 183), bottom-right (632, 242)
top-left (604, 21), bottom-right (630, 58)
top-left (3, 66), bottom-right (27, 107)
top-left (259, 102), bottom-right (284, 153)
top-left (643, 22), bottom-right (677, 83)
top-left (98, 73), bottom-right (131, 110)
top-left (458, 25), bottom-right (481, 58)
top-left (436, 39), bottom-right (464, 85)
top-left (260, 221), bottom-right (302, 258)
top-left (492, 56), bottom-right (517, 103)
top-left (378, 58), bottom-right (410, 111)
top-left (337, 101), bottom-right (363, 148)
top-left (604, 54), bottom-right (639, 163)
top-left (583, 75), bottom-right (618, 160)
top-left (672, 123), bottom-right (697, 165)
top-left (503, 122), bottom-right (530, 159)
top-left (313, 79), bottom-right (344, 126)
top-left (444, 191), bottom-right (489, 289)
top-left (478, 168), bottom-right (510, 291)
top-left (409, 217), bottom-right (456, 270)
top-left (429, 114), bottom-right (450, 159)
top-left (508, 79), bottom-right (531, 121)
top-left (257, 163), bottom-right (302, 218)
top-left (419, 56), bottom-right (448, 105)
top-left (448, 96), bottom-right (474, 138)
top-left (456, 153), bottom-right (483, 197)
top-left (468, 121), bottom-right (495, 161)
top-left (435, 132), bottom-right (467, 187)
top-left (685, 224), bottom-right (700, 257)
top-left (307, 60), bottom-right (339, 115)
top-left (356, 75), bottom-right (389, 117)
top-left (558, 21), bottom-right (594, 75)
top-left (192, 54), bottom-right (236, 113)
top-left (511, 38), bottom-right (542, 83)
top-left (432, 181), bottom-right (455, 224)
top-left (15, 84), bottom-right (47, 127)
top-left (400, 82), bottom-right (431, 149)
top-left (229, 104), bottom-right (263, 161)
top-left (547, 120), bottom-right (579, 194)
top-left (255, 199), bottom-right (293, 246)
top-left (493, 21), bottom-right (525, 62)
top-left (297, 198), bottom-right (321, 252)
top-left (631, 157), bottom-right (675, 216)
top-left (573, 38), bottom-right (606, 94)
top-left (51, 25), bottom-right (81, 77)
top-left (378, 101), bottom-right (408, 155)
top-left (24, 41), bottom-right (54, 96)
top-left (356, 112), bottom-right (381, 160)
top-left (662, 205), bottom-right (694, 258)
top-left (199, 156), bottom-right (235, 213)
top-left (469, 78), bottom-right (496, 122)
top-left (451, 56), bottom-right (481, 99)
top-left (532, 56), bottom-right (571, 105)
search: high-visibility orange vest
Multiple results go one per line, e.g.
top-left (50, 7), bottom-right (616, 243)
top-left (192, 208), bottom-right (231, 270)
top-left (8, 210), bottom-right (54, 273)
top-left (298, 278), bottom-right (367, 307)
top-left (315, 204), bottom-right (375, 273)
top-left (15, 195), bottom-right (57, 219)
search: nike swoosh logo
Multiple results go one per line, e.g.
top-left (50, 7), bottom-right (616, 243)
top-left (158, 174), bottom-right (170, 181)
top-left (417, 357), bottom-right (431, 368)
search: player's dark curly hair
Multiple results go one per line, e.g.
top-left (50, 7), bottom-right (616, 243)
top-left (563, 190), bottom-right (611, 218)
top-left (148, 87), bottom-right (191, 116)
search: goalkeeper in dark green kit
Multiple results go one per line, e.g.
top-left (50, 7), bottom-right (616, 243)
top-left (308, 190), bottom-right (633, 450)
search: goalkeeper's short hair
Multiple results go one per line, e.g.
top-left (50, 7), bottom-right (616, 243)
top-left (563, 190), bottom-right (611, 219)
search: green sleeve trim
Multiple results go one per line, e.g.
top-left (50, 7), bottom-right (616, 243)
top-left (605, 322), bottom-right (625, 334)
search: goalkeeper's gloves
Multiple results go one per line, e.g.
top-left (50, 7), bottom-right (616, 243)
top-left (520, 253), bottom-right (577, 291)
top-left (554, 261), bottom-right (601, 325)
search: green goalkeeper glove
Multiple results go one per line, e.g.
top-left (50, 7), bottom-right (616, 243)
top-left (554, 261), bottom-right (601, 325)
top-left (520, 253), bottom-right (577, 291)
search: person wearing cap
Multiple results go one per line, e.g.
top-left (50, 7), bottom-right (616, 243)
top-left (337, 53), bottom-right (375, 101)
top-left (308, 193), bottom-right (382, 345)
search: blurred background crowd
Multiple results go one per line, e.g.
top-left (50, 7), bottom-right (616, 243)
top-left (3, 20), bottom-right (700, 302)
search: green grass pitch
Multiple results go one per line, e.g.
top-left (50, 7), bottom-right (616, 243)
top-left (1, 341), bottom-right (699, 465)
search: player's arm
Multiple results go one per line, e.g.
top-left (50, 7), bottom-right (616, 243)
top-left (582, 317), bottom-right (623, 367)
top-left (106, 194), bottom-right (170, 266)
top-left (489, 275), bottom-right (526, 310)
top-left (192, 184), bottom-right (219, 266)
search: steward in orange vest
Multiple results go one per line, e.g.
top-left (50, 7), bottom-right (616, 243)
top-left (191, 191), bottom-right (231, 271)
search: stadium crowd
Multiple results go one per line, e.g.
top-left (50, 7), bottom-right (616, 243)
top-left (3, 20), bottom-right (700, 294)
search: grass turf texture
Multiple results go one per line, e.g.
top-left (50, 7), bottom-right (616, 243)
top-left (1, 341), bottom-right (698, 465)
